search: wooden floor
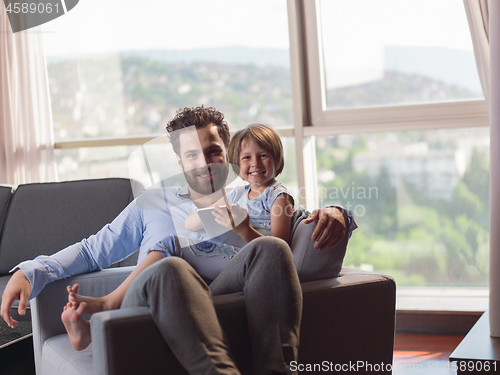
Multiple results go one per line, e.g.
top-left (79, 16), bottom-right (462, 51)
top-left (393, 333), bottom-right (465, 374)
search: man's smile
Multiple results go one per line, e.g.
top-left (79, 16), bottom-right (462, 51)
top-left (197, 171), bottom-right (216, 180)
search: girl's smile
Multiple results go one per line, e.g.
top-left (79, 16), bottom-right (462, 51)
top-left (239, 139), bottom-right (276, 194)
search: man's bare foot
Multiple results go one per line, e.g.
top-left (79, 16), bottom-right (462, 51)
top-left (66, 284), bottom-right (105, 316)
top-left (61, 301), bottom-right (92, 351)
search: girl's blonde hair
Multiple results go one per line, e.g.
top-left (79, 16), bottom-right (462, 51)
top-left (228, 123), bottom-right (284, 177)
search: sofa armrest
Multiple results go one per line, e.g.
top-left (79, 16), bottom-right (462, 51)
top-left (91, 307), bottom-right (179, 375)
top-left (90, 292), bottom-right (252, 375)
top-left (32, 267), bottom-right (135, 375)
top-left (88, 267), bottom-right (396, 375)
top-left (298, 267), bottom-right (396, 371)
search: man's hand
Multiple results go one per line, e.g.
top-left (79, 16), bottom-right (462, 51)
top-left (1, 270), bottom-right (31, 328)
top-left (303, 207), bottom-right (346, 250)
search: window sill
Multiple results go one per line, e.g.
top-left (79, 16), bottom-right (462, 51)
top-left (395, 287), bottom-right (487, 335)
top-left (397, 286), bottom-right (488, 312)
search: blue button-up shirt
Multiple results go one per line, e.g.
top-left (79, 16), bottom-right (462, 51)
top-left (15, 185), bottom-right (356, 299)
top-left (15, 186), bottom-right (247, 299)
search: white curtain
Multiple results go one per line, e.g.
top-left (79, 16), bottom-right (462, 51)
top-left (464, 0), bottom-right (490, 108)
top-left (0, 3), bottom-right (57, 185)
top-left (489, 0), bottom-right (500, 337)
top-left (464, 0), bottom-right (500, 338)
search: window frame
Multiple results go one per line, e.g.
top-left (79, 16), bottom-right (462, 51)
top-left (300, 0), bottom-right (489, 134)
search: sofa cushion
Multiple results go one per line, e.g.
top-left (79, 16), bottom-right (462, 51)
top-left (0, 185), bottom-right (13, 241)
top-left (42, 335), bottom-right (94, 375)
top-left (0, 178), bottom-right (136, 275)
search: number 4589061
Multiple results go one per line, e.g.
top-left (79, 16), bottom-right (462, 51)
top-left (5, 2), bottom-right (60, 14)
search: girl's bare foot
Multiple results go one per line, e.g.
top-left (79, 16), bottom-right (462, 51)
top-left (61, 302), bottom-right (92, 351)
top-left (66, 284), bottom-right (105, 315)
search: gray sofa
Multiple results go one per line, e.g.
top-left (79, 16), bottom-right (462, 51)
top-left (33, 266), bottom-right (396, 375)
top-left (0, 178), bottom-right (396, 375)
top-left (0, 178), bottom-right (140, 307)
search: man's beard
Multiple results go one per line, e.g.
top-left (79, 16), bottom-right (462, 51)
top-left (183, 162), bottom-right (230, 196)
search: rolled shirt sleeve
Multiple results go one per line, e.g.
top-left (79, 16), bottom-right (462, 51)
top-left (13, 199), bottom-right (144, 300)
top-left (328, 205), bottom-right (357, 236)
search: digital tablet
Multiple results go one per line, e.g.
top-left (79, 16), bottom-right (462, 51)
top-left (197, 205), bottom-right (231, 238)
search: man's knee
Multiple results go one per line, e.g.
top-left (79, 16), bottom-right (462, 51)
top-left (153, 256), bottom-right (195, 278)
top-left (245, 236), bottom-right (294, 263)
top-left (133, 256), bottom-right (196, 289)
top-left (123, 257), bottom-right (192, 307)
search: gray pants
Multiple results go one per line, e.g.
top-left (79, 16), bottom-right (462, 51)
top-left (121, 236), bottom-right (302, 375)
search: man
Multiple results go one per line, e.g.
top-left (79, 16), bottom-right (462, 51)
top-left (1, 106), bottom-right (354, 374)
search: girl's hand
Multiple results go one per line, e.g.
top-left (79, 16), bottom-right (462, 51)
top-left (213, 204), bottom-right (249, 233)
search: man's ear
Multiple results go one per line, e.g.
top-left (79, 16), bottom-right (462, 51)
top-left (176, 154), bottom-right (182, 170)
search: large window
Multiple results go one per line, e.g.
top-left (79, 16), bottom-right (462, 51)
top-left (316, 127), bottom-right (489, 287)
top-left (43, 0), bottom-right (489, 303)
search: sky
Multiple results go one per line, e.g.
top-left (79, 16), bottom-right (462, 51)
top-left (320, 0), bottom-right (474, 52)
top-left (42, 0), bottom-right (474, 56)
top-left (42, 0), bottom-right (290, 56)
top-left (318, 0), bottom-right (476, 88)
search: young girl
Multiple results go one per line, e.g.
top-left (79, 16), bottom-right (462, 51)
top-left (61, 123), bottom-right (295, 350)
top-left (185, 123), bottom-right (294, 244)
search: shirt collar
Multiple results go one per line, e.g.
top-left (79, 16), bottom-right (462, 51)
top-left (177, 185), bottom-right (191, 199)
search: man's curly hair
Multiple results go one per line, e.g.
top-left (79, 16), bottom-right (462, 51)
top-left (166, 106), bottom-right (230, 156)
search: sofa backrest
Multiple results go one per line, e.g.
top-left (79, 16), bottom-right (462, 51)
top-left (0, 178), bottom-right (138, 275)
top-left (0, 186), bottom-right (13, 243)
top-left (0, 185), bottom-right (13, 229)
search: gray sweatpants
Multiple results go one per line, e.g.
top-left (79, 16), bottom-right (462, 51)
top-left (121, 236), bottom-right (302, 375)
